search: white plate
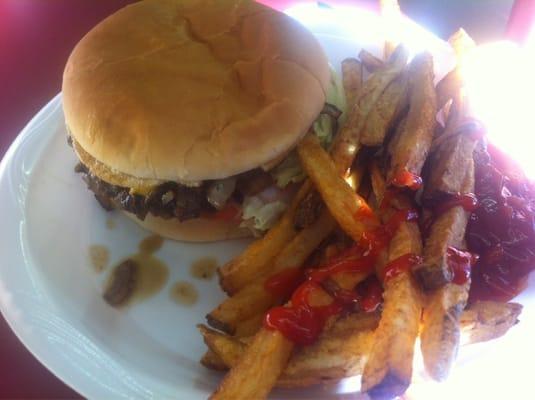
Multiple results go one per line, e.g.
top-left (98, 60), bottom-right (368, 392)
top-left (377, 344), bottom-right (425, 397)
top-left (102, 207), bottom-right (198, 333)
top-left (1, 5), bottom-right (534, 400)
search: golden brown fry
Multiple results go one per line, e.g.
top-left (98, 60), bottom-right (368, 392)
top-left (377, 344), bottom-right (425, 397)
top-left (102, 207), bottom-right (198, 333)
top-left (298, 134), bottom-right (377, 242)
top-left (199, 325), bottom-right (246, 368)
top-left (201, 302), bottom-right (521, 389)
top-left (207, 209), bottom-right (337, 333)
top-left (331, 45), bottom-right (409, 175)
top-left (201, 349), bottom-right (229, 372)
top-left (420, 282), bottom-right (469, 381)
top-left (420, 160), bottom-right (475, 381)
top-left (448, 28), bottom-right (476, 60)
top-left (342, 58), bottom-right (363, 107)
top-left (362, 219), bottom-right (423, 399)
top-left (387, 52), bottom-right (437, 183)
top-left (369, 161), bottom-right (387, 206)
top-left (234, 313), bottom-right (264, 338)
top-left (359, 49), bottom-right (385, 73)
top-left (210, 328), bottom-right (293, 400)
top-left (436, 29), bottom-right (475, 116)
top-left (280, 312), bottom-right (378, 387)
top-left (218, 180), bottom-right (311, 295)
top-left (207, 281), bottom-right (274, 334)
top-left (460, 301), bottom-right (522, 344)
top-left (201, 313), bottom-right (379, 388)
top-left (379, 0), bottom-right (402, 59)
top-left (361, 71), bottom-right (409, 146)
top-left (436, 68), bottom-right (461, 112)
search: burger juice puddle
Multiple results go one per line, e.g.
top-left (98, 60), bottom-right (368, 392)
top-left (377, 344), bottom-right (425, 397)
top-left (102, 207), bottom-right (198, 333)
top-left (103, 235), bottom-right (169, 307)
top-left (89, 245), bottom-right (109, 273)
top-left (170, 281), bottom-right (198, 306)
top-left (190, 257), bottom-right (218, 280)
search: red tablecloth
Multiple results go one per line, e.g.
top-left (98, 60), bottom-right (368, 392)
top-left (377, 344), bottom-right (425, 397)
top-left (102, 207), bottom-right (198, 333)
top-left (0, 0), bottom-right (529, 398)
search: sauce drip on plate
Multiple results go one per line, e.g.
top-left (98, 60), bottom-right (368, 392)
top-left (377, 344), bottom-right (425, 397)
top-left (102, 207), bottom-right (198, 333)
top-left (170, 281), bottom-right (198, 306)
top-left (190, 257), bottom-right (218, 280)
top-left (103, 235), bottom-right (168, 307)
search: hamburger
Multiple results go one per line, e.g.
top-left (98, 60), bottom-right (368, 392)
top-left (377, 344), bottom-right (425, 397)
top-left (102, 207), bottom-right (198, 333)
top-left (63, 0), bottom-right (345, 242)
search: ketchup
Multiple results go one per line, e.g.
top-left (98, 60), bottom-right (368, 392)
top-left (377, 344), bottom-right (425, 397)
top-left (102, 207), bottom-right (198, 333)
top-left (264, 205), bottom-right (417, 345)
top-left (264, 281), bottom-right (343, 345)
top-left (264, 268), bottom-right (304, 298)
top-left (446, 246), bottom-right (478, 285)
top-left (390, 169), bottom-right (423, 190)
top-left (467, 143), bottom-right (535, 302)
top-left (432, 193), bottom-right (478, 216)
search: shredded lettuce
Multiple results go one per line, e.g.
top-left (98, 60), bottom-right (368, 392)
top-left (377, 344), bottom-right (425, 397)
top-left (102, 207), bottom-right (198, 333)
top-left (271, 67), bottom-right (346, 188)
top-left (241, 196), bottom-right (288, 232)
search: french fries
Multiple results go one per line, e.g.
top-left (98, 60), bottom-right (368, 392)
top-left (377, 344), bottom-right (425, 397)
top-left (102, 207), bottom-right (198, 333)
top-left (387, 52), bottom-right (437, 184)
top-left (379, 0), bottom-right (402, 59)
top-left (362, 220), bottom-right (423, 398)
top-left (360, 71), bottom-right (409, 146)
top-left (201, 301), bottom-right (522, 386)
top-left (210, 328), bottom-right (293, 400)
top-left (201, 20), bottom-right (525, 399)
top-left (207, 208), bottom-right (337, 333)
top-left (297, 134), bottom-right (377, 242)
top-left (331, 45), bottom-right (409, 174)
top-left (359, 49), bottom-right (385, 73)
top-left (460, 301), bottom-right (522, 344)
top-left (201, 350), bottom-right (228, 372)
top-left (419, 160), bottom-right (475, 381)
top-left (218, 180), bottom-right (311, 295)
top-left (342, 58), bottom-right (363, 108)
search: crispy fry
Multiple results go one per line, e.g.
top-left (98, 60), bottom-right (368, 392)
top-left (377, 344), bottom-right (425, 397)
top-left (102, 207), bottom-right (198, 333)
top-left (207, 209), bottom-right (337, 333)
top-left (342, 58), bottom-right (363, 107)
top-left (218, 180), bottom-right (311, 295)
top-left (234, 313), bottom-right (263, 338)
top-left (199, 325), bottom-right (247, 368)
top-left (200, 313), bottom-right (378, 387)
top-left (425, 132), bottom-right (479, 198)
top-left (361, 71), bottom-right (409, 146)
top-left (387, 52), bottom-right (436, 184)
top-left (436, 68), bottom-right (461, 112)
top-left (207, 281), bottom-right (274, 334)
top-left (210, 328), bottom-right (293, 400)
top-left (379, 0), bottom-right (402, 59)
top-left (420, 282), bottom-right (468, 381)
top-left (419, 160), bottom-right (475, 381)
top-left (369, 161), bottom-right (387, 206)
top-left (448, 28), bottom-right (476, 61)
top-left (298, 134), bottom-right (377, 242)
top-left (201, 301), bottom-right (520, 388)
top-left (362, 215), bottom-right (423, 398)
top-left (331, 45), bottom-right (409, 175)
top-left (460, 301), bottom-right (522, 344)
top-left (414, 142), bottom-right (475, 290)
top-left (359, 49), bottom-right (385, 73)
top-left (201, 349), bottom-right (229, 371)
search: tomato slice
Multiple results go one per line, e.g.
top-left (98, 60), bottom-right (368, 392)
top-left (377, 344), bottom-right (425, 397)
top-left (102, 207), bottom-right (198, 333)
top-left (209, 202), bottom-right (241, 221)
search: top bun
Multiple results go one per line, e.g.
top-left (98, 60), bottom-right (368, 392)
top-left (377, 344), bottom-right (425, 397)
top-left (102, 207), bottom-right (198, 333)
top-left (63, 0), bottom-right (330, 183)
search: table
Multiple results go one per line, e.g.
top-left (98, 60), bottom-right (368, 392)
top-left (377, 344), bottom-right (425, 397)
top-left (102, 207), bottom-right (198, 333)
top-left (0, 0), bottom-right (523, 398)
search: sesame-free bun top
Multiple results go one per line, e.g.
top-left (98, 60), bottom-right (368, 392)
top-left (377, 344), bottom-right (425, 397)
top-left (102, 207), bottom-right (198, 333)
top-left (63, 0), bottom-right (330, 183)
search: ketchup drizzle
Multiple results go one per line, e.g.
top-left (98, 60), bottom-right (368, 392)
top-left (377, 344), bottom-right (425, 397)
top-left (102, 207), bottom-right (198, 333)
top-left (433, 193), bottom-right (478, 216)
top-left (390, 169), bottom-right (423, 190)
top-left (264, 205), bottom-right (418, 345)
top-left (446, 246), bottom-right (478, 285)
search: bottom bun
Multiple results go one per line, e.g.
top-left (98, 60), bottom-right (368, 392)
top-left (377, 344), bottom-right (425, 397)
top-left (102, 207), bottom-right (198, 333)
top-left (123, 212), bottom-right (251, 242)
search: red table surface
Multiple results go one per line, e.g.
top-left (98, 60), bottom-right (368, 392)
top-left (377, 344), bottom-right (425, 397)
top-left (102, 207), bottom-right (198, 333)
top-left (0, 0), bottom-right (530, 399)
